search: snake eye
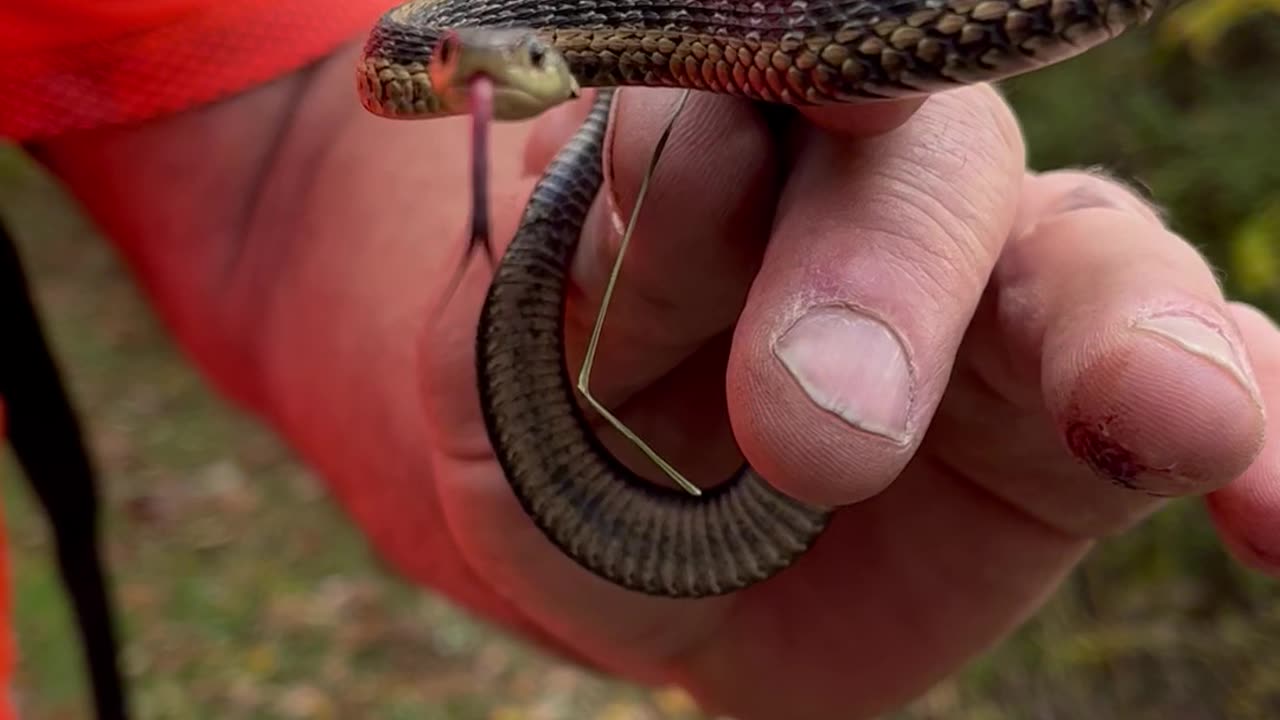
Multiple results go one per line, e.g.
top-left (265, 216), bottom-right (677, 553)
top-left (527, 41), bottom-right (546, 67)
top-left (436, 32), bottom-right (458, 65)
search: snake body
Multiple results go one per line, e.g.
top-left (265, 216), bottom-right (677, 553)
top-left (479, 89), bottom-right (832, 597)
top-left (359, 0), bottom-right (1163, 598)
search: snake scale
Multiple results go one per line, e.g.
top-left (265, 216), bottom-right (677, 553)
top-left (357, 0), bottom-right (1164, 598)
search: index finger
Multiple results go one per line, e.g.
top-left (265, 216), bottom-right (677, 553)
top-left (535, 90), bottom-right (926, 411)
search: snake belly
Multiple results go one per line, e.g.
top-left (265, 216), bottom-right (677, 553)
top-left (363, 0), bottom-right (1163, 598)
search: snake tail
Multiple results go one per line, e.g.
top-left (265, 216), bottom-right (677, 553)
top-left (476, 91), bottom-right (832, 598)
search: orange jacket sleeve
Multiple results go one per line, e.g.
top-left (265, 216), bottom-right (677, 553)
top-left (0, 0), bottom-right (399, 141)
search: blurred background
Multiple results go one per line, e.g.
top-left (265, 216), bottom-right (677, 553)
top-left (1, 1), bottom-right (1277, 717)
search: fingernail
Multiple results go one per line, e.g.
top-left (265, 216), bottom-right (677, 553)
top-left (774, 305), bottom-right (914, 443)
top-left (1134, 311), bottom-right (1263, 405)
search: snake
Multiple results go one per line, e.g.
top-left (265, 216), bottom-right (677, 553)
top-left (356, 0), bottom-right (1164, 598)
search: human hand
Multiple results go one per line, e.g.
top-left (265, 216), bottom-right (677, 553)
top-left (39, 45), bottom-right (1278, 720)
top-left (418, 83), bottom-right (1278, 717)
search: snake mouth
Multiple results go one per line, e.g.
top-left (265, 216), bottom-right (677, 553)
top-left (358, 22), bottom-right (582, 121)
top-left (357, 66), bottom-right (581, 122)
top-left (489, 79), bottom-right (582, 120)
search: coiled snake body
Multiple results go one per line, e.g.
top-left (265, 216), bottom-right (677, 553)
top-left (357, 0), bottom-right (1163, 598)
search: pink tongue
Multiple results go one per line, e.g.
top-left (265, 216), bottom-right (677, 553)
top-left (468, 73), bottom-right (495, 264)
top-left (429, 74), bottom-right (496, 319)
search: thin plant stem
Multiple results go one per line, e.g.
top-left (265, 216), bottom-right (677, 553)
top-left (576, 90), bottom-right (701, 496)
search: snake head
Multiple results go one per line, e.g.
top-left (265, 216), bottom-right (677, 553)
top-left (425, 28), bottom-right (579, 121)
top-left (359, 20), bottom-right (579, 121)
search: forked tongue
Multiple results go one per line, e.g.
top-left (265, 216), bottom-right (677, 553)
top-left (467, 73), bottom-right (494, 263)
top-left (432, 72), bottom-right (496, 319)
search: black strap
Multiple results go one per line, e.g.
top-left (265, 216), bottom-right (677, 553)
top-left (0, 215), bottom-right (129, 720)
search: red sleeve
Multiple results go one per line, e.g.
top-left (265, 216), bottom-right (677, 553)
top-left (0, 0), bottom-right (399, 141)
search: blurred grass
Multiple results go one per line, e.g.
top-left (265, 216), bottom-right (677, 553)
top-left (2, 3), bottom-right (1279, 718)
top-left (1002, 0), bottom-right (1280, 318)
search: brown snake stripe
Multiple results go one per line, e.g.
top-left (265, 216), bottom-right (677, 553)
top-left (360, 0), bottom-right (1164, 597)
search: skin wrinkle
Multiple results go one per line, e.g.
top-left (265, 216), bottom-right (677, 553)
top-left (875, 231), bottom-right (963, 328)
top-left (837, 109), bottom-right (1017, 307)
top-left (223, 57), bottom-right (321, 290)
top-left (888, 129), bottom-right (989, 232)
top-left (934, 99), bottom-right (1024, 268)
top-left (872, 161), bottom-right (975, 250)
top-left (885, 154), bottom-right (994, 257)
top-left (782, 174), bottom-right (958, 291)
top-left (844, 187), bottom-right (987, 330)
top-left (973, 87), bottom-right (1027, 166)
top-left (878, 201), bottom-right (984, 305)
top-left (907, 89), bottom-right (1024, 209)
top-left (925, 435), bottom-right (1102, 543)
top-left (924, 447), bottom-right (1095, 546)
top-left (231, 64), bottom-right (356, 426)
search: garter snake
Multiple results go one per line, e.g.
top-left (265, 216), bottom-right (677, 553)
top-left (356, 0), bottom-right (1164, 598)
